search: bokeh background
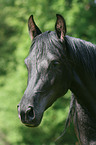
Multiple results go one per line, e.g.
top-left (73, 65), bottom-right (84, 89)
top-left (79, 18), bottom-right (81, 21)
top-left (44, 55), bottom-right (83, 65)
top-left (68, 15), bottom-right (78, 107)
top-left (0, 0), bottom-right (96, 145)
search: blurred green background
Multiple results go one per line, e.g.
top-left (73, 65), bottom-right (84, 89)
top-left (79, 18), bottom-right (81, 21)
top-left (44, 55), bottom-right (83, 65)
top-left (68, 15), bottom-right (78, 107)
top-left (0, 0), bottom-right (96, 145)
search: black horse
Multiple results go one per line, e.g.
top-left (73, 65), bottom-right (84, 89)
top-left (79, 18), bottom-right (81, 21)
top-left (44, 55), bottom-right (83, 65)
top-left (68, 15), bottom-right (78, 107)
top-left (18, 14), bottom-right (96, 145)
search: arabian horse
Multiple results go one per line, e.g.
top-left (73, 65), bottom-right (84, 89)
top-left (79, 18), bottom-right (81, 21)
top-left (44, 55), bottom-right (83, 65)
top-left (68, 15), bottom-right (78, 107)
top-left (17, 14), bottom-right (96, 144)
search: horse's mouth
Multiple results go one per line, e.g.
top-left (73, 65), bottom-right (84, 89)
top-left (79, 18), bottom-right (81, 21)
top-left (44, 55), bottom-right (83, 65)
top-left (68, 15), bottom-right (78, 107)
top-left (25, 124), bottom-right (37, 127)
top-left (24, 122), bottom-right (40, 127)
top-left (21, 114), bottom-right (43, 128)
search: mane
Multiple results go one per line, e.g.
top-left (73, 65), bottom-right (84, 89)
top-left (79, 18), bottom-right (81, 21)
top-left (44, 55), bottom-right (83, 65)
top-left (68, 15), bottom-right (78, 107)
top-left (65, 35), bottom-right (96, 76)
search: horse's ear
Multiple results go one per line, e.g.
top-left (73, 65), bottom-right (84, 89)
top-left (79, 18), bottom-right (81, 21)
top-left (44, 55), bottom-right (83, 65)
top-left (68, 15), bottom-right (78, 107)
top-left (28, 15), bottom-right (42, 41)
top-left (55, 14), bottom-right (66, 42)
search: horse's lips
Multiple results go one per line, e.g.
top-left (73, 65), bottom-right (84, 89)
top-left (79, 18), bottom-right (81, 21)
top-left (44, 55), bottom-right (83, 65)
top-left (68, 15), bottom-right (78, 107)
top-left (23, 114), bottom-right (43, 127)
top-left (25, 124), bottom-right (35, 127)
top-left (24, 122), bottom-right (40, 127)
top-left (20, 118), bottom-right (40, 127)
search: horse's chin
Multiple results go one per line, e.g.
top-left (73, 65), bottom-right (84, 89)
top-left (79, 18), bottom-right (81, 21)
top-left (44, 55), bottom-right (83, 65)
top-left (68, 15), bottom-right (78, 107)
top-left (25, 123), bottom-right (40, 127)
top-left (23, 114), bottom-right (43, 128)
top-left (23, 121), bottom-right (41, 128)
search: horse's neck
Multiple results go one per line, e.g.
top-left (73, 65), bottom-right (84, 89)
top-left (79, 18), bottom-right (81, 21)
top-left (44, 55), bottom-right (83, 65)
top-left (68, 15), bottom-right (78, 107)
top-left (70, 69), bottom-right (96, 117)
top-left (73, 97), bottom-right (96, 144)
top-left (67, 38), bottom-right (96, 116)
top-left (66, 36), bottom-right (96, 143)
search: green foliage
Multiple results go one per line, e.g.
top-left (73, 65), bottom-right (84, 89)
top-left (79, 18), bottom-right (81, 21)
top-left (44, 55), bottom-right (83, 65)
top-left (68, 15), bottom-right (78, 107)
top-left (0, 0), bottom-right (96, 144)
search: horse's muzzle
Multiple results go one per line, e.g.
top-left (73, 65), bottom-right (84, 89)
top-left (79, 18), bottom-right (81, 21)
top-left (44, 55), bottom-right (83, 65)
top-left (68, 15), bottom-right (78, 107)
top-left (17, 105), bottom-right (36, 126)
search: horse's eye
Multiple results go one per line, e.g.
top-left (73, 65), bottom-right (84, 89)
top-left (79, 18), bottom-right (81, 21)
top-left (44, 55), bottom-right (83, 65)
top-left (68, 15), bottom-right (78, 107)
top-left (53, 61), bottom-right (59, 65)
top-left (51, 61), bottom-right (60, 69)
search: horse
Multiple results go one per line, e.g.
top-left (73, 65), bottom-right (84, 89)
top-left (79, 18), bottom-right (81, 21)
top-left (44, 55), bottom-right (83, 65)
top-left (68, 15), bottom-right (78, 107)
top-left (17, 14), bottom-right (96, 145)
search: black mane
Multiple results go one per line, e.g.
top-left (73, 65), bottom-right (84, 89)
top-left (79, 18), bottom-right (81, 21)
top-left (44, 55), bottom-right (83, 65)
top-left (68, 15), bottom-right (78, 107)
top-left (65, 35), bottom-right (96, 76)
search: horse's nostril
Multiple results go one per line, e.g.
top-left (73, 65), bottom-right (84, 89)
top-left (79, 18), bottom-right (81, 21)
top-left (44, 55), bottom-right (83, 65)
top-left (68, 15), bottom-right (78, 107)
top-left (26, 106), bottom-right (35, 121)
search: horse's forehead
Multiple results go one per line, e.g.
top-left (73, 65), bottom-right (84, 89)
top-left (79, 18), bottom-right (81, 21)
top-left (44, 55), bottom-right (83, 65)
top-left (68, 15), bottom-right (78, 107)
top-left (26, 48), bottom-right (56, 65)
